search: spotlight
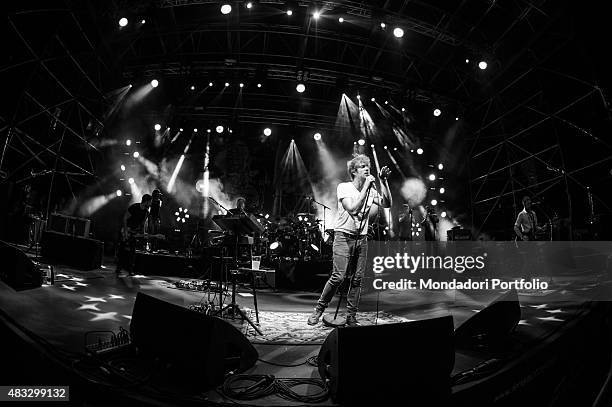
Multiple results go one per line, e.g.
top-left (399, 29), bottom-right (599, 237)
top-left (439, 187), bottom-right (445, 194)
top-left (465, 58), bottom-right (470, 63)
top-left (239, 83), bottom-right (244, 88)
top-left (401, 107), bottom-right (405, 112)
top-left (441, 211), bottom-right (447, 218)
top-left (433, 108), bottom-right (441, 117)
top-left (269, 241), bottom-right (281, 250)
top-left (128, 178), bottom-right (135, 184)
top-left (193, 128), bottom-right (198, 132)
top-left (118, 17), bottom-right (128, 27)
top-left (151, 79), bottom-right (159, 88)
top-left (229, 129), bottom-right (233, 133)
top-left (263, 128), bottom-right (272, 136)
top-left (190, 85), bottom-right (195, 90)
top-left (371, 97), bottom-right (375, 102)
top-left (126, 139), bottom-right (132, 146)
top-left (455, 117), bottom-right (459, 121)
top-left (296, 83), bottom-right (305, 93)
top-left (313, 11), bottom-right (320, 19)
top-left (356, 94), bottom-right (360, 99)
top-left (393, 27), bottom-right (404, 38)
top-left (313, 132), bottom-right (322, 141)
top-left (209, 82), bottom-right (213, 86)
top-left (216, 125), bottom-right (224, 133)
top-left (338, 17), bottom-right (344, 23)
top-left (133, 151), bottom-right (140, 158)
top-left (141, 19), bottom-right (146, 24)
top-left (393, 147), bottom-right (398, 151)
top-left (428, 174), bottom-right (436, 181)
top-left (416, 148), bottom-right (423, 155)
top-left (478, 61), bottom-right (488, 70)
top-left (120, 165), bottom-right (126, 171)
top-left (154, 123), bottom-right (161, 131)
top-left (207, 129), bottom-right (211, 133)
top-left (246, 2), bottom-right (252, 8)
top-left (383, 146), bottom-right (388, 149)
top-left (370, 144), bottom-right (375, 148)
top-left (224, 82), bottom-right (229, 87)
top-left (384, 100), bottom-right (388, 104)
top-left (179, 128), bottom-right (184, 132)
top-left (438, 163), bottom-right (444, 170)
top-left (257, 83), bottom-right (262, 88)
top-left (431, 199), bottom-right (438, 206)
top-left (116, 190), bottom-right (123, 197)
top-left (221, 4), bottom-right (232, 14)
top-left (380, 22), bottom-right (386, 29)
top-left (287, 9), bottom-right (293, 15)
top-left (358, 139), bottom-right (365, 146)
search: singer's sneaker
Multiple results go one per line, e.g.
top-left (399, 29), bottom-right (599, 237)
top-left (307, 309), bottom-right (323, 325)
top-left (346, 315), bottom-right (359, 327)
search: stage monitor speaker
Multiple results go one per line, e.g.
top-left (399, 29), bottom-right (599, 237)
top-left (318, 315), bottom-right (455, 405)
top-left (130, 292), bottom-right (258, 388)
top-left (454, 288), bottom-right (521, 349)
top-left (0, 240), bottom-right (43, 291)
top-left (40, 231), bottom-right (102, 270)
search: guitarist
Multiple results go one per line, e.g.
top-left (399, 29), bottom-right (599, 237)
top-left (116, 194), bottom-right (152, 274)
top-left (514, 196), bottom-right (543, 241)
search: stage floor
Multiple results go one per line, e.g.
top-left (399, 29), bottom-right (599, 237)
top-left (1, 247), bottom-right (610, 406)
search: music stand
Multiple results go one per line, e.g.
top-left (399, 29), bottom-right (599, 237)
top-left (212, 214), bottom-right (263, 335)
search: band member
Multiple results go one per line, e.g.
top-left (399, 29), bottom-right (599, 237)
top-left (149, 189), bottom-right (162, 234)
top-left (514, 195), bottom-right (541, 241)
top-left (116, 194), bottom-right (152, 274)
top-left (308, 155), bottom-right (391, 327)
top-left (228, 197), bottom-right (247, 215)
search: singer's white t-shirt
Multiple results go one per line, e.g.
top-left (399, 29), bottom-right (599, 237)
top-left (334, 181), bottom-right (379, 236)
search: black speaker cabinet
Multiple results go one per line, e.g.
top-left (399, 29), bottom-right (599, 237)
top-left (455, 289), bottom-right (521, 349)
top-left (130, 292), bottom-right (258, 388)
top-left (40, 231), bottom-right (103, 270)
top-left (318, 315), bottom-right (455, 405)
top-left (0, 240), bottom-right (43, 291)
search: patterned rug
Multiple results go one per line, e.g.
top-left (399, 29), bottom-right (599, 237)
top-left (240, 310), bottom-right (413, 345)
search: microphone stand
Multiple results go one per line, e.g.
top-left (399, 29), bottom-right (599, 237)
top-left (207, 196), bottom-right (229, 214)
top-left (309, 196), bottom-right (331, 252)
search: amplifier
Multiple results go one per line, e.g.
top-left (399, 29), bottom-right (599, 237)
top-left (447, 227), bottom-right (473, 241)
top-left (48, 213), bottom-right (90, 238)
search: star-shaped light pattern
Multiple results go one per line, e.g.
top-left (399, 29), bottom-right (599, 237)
top-left (61, 284), bottom-right (76, 291)
top-left (75, 282), bottom-right (88, 287)
top-left (89, 312), bottom-right (119, 322)
top-left (545, 309), bottom-right (564, 314)
top-left (108, 294), bottom-right (125, 300)
top-left (56, 273), bottom-right (71, 279)
top-left (84, 296), bottom-right (107, 302)
top-left (70, 277), bottom-right (84, 282)
top-left (528, 304), bottom-right (548, 309)
top-left (77, 303), bottom-right (101, 311)
top-left (536, 316), bottom-right (565, 322)
top-left (131, 275), bottom-right (148, 278)
top-left (518, 320), bottom-right (531, 326)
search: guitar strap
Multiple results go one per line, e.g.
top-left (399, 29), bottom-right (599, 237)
top-left (527, 211), bottom-right (536, 240)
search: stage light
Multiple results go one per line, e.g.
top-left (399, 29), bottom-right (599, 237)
top-left (393, 27), bottom-right (404, 38)
top-left (128, 178), bottom-right (135, 184)
top-left (119, 17), bottom-right (128, 27)
top-left (269, 241), bottom-right (281, 250)
top-left (383, 145), bottom-right (388, 149)
top-left (313, 11), bottom-right (320, 19)
top-left (371, 97), bottom-right (375, 102)
top-left (431, 199), bottom-right (438, 206)
top-left (416, 148), bottom-right (423, 155)
top-left (126, 139), bottom-right (132, 146)
top-left (439, 187), bottom-right (445, 194)
top-left (380, 22), bottom-right (386, 28)
top-left (116, 190), bottom-right (123, 197)
top-left (141, 19), bottom-right (146, 24)
top-left (216, 125), bottom-right (224, 133)
top-left (154, 123), bottom-right (161, 131)
top-left (263, 128), bottom-right (272, 136)
top-left (401, 107), bottom-right (405, 112)
top-left (224, 82), bottom-right (229, 87)
top-left (209, 82), bottom-right (213, 86)
top-left (338, 17), bottom-right (344, 23)
top-left (455, 117), bottom-right (459, 121)
top-left (221, 4), bottom-right (232, 14)
top-left (478, 61), bottom-right (488, 70)
top-left (193, 128), bottom-right (198, 132)
top-left (190, 85), bottom-right (195, 90)
top-left (229, 129), bottom-right (233, 133)
top-left (438, 163), bottom-right (444, 170)
top-left (313, 132), bottom-right (322, 141)
top-left (246, 2), bottom-right (252, 8)
top-left (287, 9), bottom-right (293, 15)
top-left (358, 139), bottom-right (365, 145)
top-left (370, 144), bottom-right (375, 148)
top-left (257, 83), bottom-right (262, 88)
top-left (179, 128), bottom-right (184, 132)
top-left (296, 83), bottom-right (305, 93)
top-left (385, 100), bottom-right (388, 104)
top-left (428, 174), bottom-right (436, 181)
top-left (465, 58), bottom-right (470, 63)
top-left (120, 164), bottom-right (126, 171)
top-left (441, 211), bottom-right (447, 218)
top-left (239, 82), bottom-right (244, 88)
top-left (174, 211), bottom-right (179, 216)
top-left (356, 94), bottom-right (360, 99)
top-left (207, 129), bottom-right (211, 133)
top-left (151, 79), bottom-right (159, 88)
top-left (133, 151), bottom-right (140, 158)
top-left (433, 108), bottom-right (441, 116)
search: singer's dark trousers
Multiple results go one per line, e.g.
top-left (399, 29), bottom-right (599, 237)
top-left (316, 232), bottom-right (367, 316)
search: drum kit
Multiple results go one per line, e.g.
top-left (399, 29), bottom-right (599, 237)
top-left (259, 213), bottom-right (330, 261)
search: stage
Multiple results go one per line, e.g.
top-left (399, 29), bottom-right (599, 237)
top-left (1, 245), bottom-right (612, 406)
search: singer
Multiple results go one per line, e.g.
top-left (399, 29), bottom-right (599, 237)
top-left (308, 154), bottom-right (391, 327)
